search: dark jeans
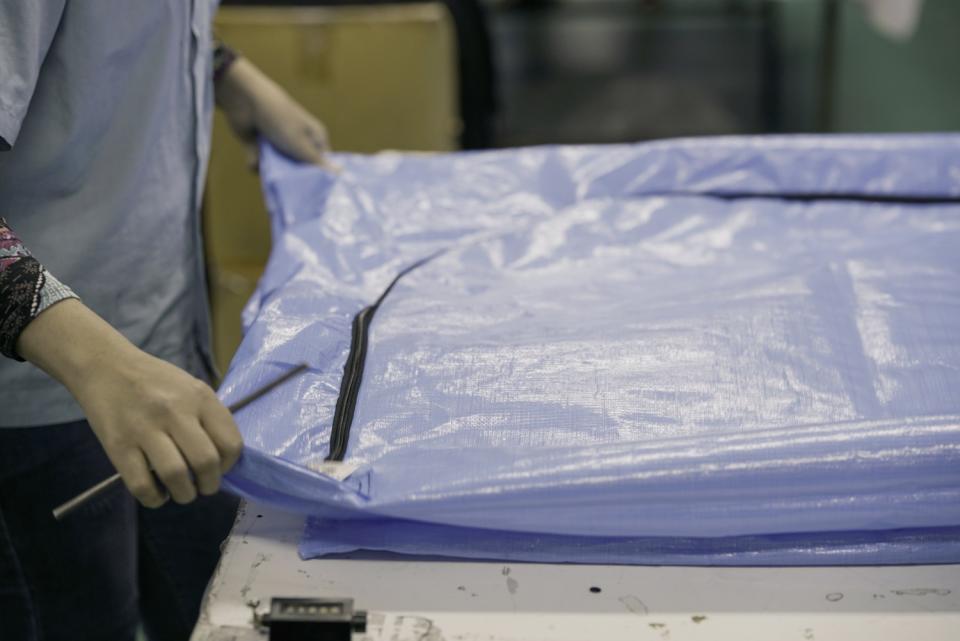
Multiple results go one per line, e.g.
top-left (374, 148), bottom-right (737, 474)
top-left (0, 420), bottom-right (239, 641)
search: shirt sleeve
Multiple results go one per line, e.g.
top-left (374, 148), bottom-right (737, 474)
top-left (0, 218), bottom-right (78, 361)
top-left (0, 1), bottom-right (68, 150)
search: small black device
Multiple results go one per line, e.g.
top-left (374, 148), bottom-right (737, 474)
top-left (263, 597), bottom-right (367, 641)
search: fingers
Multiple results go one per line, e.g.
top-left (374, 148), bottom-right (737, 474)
top-left (201, 396), bottom-right (245, 473)
top-left (301, 122), bottom-right (339, 172)
top-left (317, 155), bottom-right (341, 173)
top-left (141, 434), bottom-right (197, 504)
top-left (304, 122), bottom-right (330, 153)
top-left (79, 353), bottom-right (244, 509)
top-left (113, 448), bottom-right (168, 508)
top-left (276, 130), bottom-right (324, 166)
top-left (103, 400), bottom-right (240, 507)
top-left (263, 112), bottom-right (330, 167)
top-left (168, 419), bottom-right (223, 496)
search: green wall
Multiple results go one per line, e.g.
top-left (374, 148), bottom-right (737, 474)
top-left (832, 0), bottom-right (960, 132)
top-left (776, 0), bottom-right (960, 132)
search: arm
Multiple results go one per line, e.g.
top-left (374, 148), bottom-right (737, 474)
top-left (213, 42), bottom-right (332, 168)
top-left (2, 8), bottom-right (243, 507)
top-left (2, 221), bottom-right (242, 507)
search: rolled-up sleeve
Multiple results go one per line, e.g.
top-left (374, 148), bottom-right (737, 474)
top-left (0, 218), bottom-right (77, 360)
top-left (0, 1), bottom-right (67, 150)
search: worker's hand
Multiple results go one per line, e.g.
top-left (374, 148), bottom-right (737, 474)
top-left (77, 349), bottom-right (243, 507)
top-left (17, 299), bottom-right (244, 508)
top-left (215, 56), bottom-right (333, 170)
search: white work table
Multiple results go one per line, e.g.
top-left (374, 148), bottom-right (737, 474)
top-left (192, 501), bottom-right (960, 641)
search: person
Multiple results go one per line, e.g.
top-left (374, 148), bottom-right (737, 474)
top-left (0, 2), bottom-right (329, 640)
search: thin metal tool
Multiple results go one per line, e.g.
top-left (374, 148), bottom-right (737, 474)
top-left (52, 363), bottom-right (309, 520)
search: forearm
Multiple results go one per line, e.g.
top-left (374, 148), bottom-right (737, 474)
top-left (17, 297), bottom-right (139, 398)
top-left (3, 218), bottom-right (140, 420)
top-left (212, 44), bottom-right (330, 167)
top-left (17, 292), bottom-right (243, 506)
top-left (214, 56), bottom-right (257, 130)
top-left (214, 55), bottom-right (282, 132)
top-left (212, 40), bottom-right (247, 114)
top-left (3, 219), bottom-right (242, 507)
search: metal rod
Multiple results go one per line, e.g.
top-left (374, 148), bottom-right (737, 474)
top-left (52, 363), bottom-right (309, 520)
top-left (52, 474), bottom-right (124, 520)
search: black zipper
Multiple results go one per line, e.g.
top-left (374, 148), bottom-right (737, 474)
top-left (327, 307), bottom-right (371, 461)
top-left (664, 191), bottom-right (960, 205)
top-left (326, 253), bottom-right (441, 461)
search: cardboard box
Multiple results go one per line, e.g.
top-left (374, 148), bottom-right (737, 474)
top-left (206, 4), bottom-right (458, 372)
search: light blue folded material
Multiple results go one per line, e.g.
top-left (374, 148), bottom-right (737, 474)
top-left (221, 135), bottom-right (960, 565)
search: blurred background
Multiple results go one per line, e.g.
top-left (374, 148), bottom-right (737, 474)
top-left (206, 0), bottom-right (960, 371)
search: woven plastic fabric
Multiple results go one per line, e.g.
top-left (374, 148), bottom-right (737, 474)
top-left (221, 135), bottom-right (960, 564)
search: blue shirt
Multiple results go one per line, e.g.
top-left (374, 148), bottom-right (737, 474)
top-left (0, 0), bottom-right (219, 426)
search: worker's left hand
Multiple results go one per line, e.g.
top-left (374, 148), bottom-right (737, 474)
top-left (215, 56), bottom-right (333, 170)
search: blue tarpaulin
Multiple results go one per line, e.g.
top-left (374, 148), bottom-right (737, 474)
top-left (221, 135), bottom-right (960, 565)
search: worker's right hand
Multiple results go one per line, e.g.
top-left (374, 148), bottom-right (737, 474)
top-left (77, 348), bottom-right (243, 507)
top-left (17, 299), bottom-right (244, 507)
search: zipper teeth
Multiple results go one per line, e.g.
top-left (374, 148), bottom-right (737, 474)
top-left (327, 309), bottom-right (371, 461)
top-left (326, 252), bottom-right (444, 462)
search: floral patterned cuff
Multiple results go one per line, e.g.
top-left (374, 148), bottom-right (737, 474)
top-left (213, 40), bottom-right (239, 85)
top-left (0, 218), bottom-right (78, 361)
